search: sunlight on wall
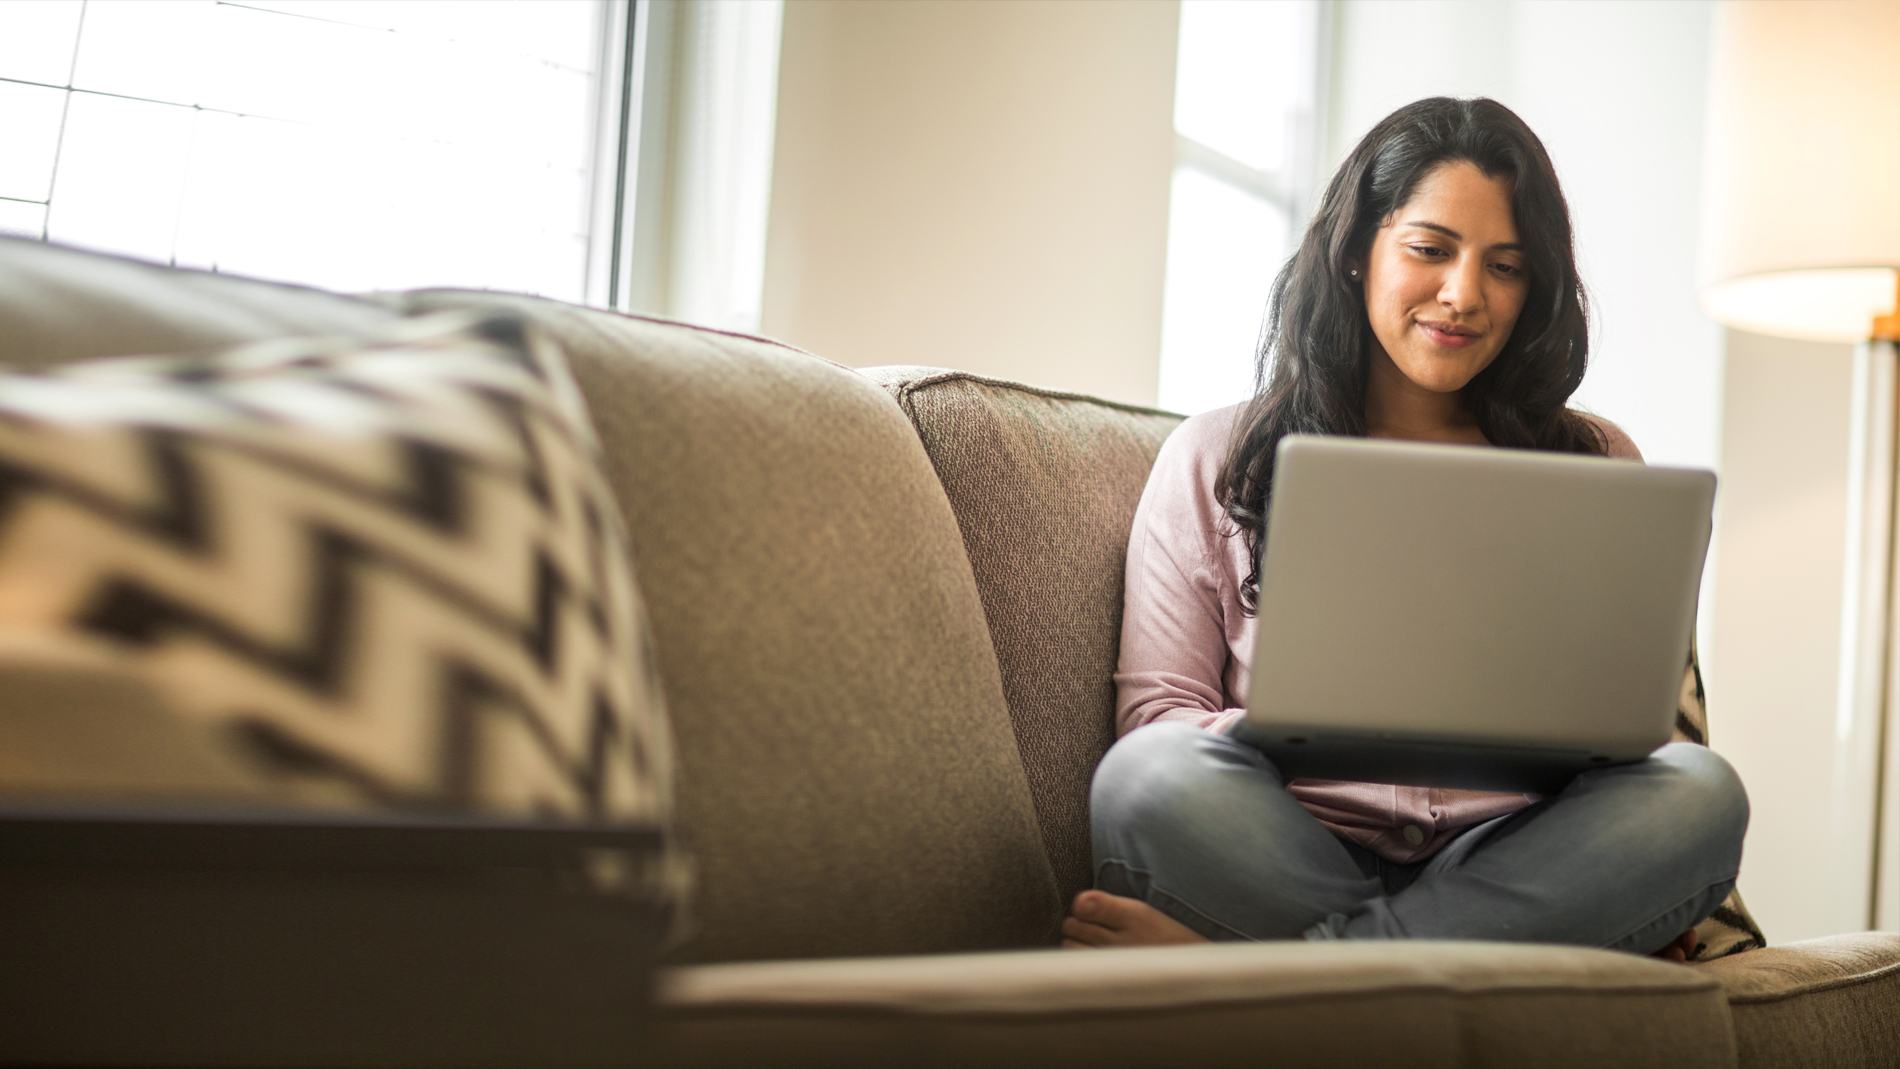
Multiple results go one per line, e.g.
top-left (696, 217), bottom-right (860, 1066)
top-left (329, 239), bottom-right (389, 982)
top-left (1157, 170), bottom-right (1286, 415)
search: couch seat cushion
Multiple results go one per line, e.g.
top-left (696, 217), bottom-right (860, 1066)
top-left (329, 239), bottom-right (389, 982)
top-left (655, 941), bottom-right (1737, 1069)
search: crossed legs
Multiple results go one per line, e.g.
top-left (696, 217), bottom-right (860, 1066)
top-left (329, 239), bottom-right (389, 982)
top-left (1071, 723), bottom-right (1747, 954)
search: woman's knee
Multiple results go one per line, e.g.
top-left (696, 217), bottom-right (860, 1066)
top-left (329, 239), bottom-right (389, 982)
top-left (1650, 742), bottom-right (1750, 844)
top-left (1091, 723), bottom-right (1266, 837)
top-left (1093, 724), bottom-right (1207, 825)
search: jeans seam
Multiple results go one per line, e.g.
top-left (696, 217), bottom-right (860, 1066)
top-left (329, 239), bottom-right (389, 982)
top-left (1099, 860), bottom-right (1258, 942)
top-left (1600, 872), bottom-right (1739, 952)
top-left (1147, 883), bottom-right (1259, 942)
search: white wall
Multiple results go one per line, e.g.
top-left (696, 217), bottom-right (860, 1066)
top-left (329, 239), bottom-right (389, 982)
top-left (1328, 0), bottom-right (1721, 473)
top-left (760, 0), bottom-right (1178, 407)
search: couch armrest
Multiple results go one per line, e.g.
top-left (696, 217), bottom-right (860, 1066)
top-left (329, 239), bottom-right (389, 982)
top-left (0, 798), bottom-right (669, 1069)
top-left (0, 635), bottom-right (673, 1069)
top-left (1697, 932), bottom-right (1900, 1069)
top-left (655, 941), bottom-right (1737, 1069)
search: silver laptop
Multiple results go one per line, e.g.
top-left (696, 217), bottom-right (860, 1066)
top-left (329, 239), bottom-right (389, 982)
top-left (1242, 435), bottom-right (1715, 793)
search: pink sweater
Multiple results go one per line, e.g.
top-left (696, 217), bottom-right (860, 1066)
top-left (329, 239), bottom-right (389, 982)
top-left (1114, 404), bottom-right (1643, 863)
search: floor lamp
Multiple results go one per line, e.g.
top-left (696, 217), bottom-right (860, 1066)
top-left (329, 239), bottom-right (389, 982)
top-left (1699, 0), bottom-right (1900, 933)
top-left (1702, 0), bottom-right (1900, 934)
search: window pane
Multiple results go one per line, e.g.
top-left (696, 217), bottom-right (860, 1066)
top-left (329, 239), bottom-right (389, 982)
top-left (246, 1), bottom-right (598, 67)
top-left (46, 93), bottom-right (196, 263)
top-left (0, 200), bottom-right (47, 241)
top-left (22, 0), bottom-right (600, 300)
top-left (69, 1), bottom-right (214, 104)
top-left (1157, 167), bottom-right (1289, 416)
top-left (0, 0), bottom-right (84, 86)
top-left (1173, 0), bottom-right (1313, 172)
top-left (0, 81), bottom-right (66, 203)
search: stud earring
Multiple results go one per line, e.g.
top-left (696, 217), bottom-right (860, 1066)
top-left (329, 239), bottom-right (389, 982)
top-left (1348, 268), bottom-right (1360, 280)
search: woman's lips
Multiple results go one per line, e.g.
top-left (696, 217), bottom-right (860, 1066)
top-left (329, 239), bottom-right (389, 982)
top-left (1417, 319), bottom-right (1481, 349)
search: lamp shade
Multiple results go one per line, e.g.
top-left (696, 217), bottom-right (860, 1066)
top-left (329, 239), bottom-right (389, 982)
top-left (1700, 0), bottom-right (1900, 343)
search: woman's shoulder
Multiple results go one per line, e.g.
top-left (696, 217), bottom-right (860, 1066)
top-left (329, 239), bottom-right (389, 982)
top-left (1139, 402), bottom-right (1248, 529)
top-left (1160, 402), bottom-right (1249, 468)
top-left (1574, 411), bottom-right (1643, 462)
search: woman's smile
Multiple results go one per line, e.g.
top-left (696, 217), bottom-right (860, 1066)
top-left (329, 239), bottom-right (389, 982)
top-left (1416, 317), bottom-right (1482, 349)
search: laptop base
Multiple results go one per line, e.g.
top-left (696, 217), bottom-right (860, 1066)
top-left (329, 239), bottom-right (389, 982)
top-left (1232, 722), bottom-right (1650, 794)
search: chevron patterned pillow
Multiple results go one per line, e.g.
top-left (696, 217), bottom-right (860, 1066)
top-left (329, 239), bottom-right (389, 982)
top-left (0, 311), bottom-right (674, 826)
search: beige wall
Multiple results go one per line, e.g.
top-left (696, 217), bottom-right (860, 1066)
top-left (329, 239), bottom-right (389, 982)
top-left (1705, 329), bottom-right (1855, 942)
top-left (760, 0), bottom-right (1178, 407)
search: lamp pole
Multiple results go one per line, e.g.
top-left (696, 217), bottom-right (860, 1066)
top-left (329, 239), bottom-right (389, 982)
top-left (1868, 296), bottom-right (1900, 930)
top-left (1839, 324), bottom-right (1900, 932)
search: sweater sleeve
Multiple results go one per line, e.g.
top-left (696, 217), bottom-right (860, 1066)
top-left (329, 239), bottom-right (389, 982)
top-left (1581, 412), bottom-right (1644, 462)
top-left (1113, 409), bottom-right (1249, 738)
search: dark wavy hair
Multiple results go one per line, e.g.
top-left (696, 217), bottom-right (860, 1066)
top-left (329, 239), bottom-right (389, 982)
top-left (1219, 96), bottom-right (1606, 612)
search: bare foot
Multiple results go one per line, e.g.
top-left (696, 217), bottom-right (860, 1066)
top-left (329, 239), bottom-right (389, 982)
top-left (1060, 889), bottom-right (1211, 949)
top-left (1650, 929), bottom-right (1700, 964)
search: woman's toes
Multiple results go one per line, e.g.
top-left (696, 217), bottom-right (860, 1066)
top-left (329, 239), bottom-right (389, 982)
top-left (1060, 915), bottom-right (1114, 947)
top-left (1070, 889), bottom-right (1111, 922)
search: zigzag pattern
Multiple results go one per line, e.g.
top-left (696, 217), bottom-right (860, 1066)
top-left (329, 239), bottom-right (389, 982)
top-left (0, 314), bottom-right (670, 823)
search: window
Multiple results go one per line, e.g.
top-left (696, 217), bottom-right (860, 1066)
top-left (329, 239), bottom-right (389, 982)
top-left (1157, 0), bottom-right (1325, 415)
top-left (0, 0), bottom-right (783, 327)
top-left (0, 0), bottom-right (612, 300)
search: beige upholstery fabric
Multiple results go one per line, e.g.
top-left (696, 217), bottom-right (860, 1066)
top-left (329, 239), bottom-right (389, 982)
top-left (1698, 932), bottom-right (1900, 1068)
top-left (655, 941), bottom-right (1738, 1069)
top-left (386, 295), bottom-right (1060, 964)
top-left (0, 238), bottom-right (394, 367)
top-left (862, 367), bottom-right (1182, 905)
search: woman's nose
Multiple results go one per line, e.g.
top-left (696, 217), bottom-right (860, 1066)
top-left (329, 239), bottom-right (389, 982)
top-left (1438, 258), bottom-right (1484, 313)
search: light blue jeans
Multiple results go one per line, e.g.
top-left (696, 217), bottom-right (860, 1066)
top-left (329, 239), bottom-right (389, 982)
top-left (1090, 723), bottom-right (1748, 954)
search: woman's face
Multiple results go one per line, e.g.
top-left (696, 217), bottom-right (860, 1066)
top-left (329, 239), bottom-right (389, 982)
top-left (1358, 161), bottom-right (1528, 396)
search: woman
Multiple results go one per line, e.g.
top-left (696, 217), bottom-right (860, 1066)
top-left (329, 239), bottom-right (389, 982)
top-left (1063, 98), bottom-right (1746, 960)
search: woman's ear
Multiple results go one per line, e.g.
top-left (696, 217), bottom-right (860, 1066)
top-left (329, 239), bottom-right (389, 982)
top-left (1345, 260), bottom-right (1365, 283)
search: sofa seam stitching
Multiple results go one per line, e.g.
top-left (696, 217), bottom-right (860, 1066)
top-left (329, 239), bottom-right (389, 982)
top-left (1720, 957), bottom-right (1900, 1005)
top-left (885, 369), bottom-right (1186, 419)
top-left (392, 288), bottom-right (833, 362)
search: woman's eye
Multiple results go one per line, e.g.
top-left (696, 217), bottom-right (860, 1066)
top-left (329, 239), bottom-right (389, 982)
top-left (1491, 262), bottom-right (1524, 278)
top-left (1407, 244), bottom-right (1446, 259)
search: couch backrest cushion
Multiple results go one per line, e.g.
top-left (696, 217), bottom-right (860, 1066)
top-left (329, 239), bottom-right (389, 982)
top-left (388, 293), bottom-right (1062, 964)
top-left (863, 367), bottom-right (1182, 904)
top-left (0, 238), bottom-right (396, 367)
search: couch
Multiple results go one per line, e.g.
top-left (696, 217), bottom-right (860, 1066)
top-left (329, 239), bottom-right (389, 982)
top-left (3, 236), bottom-right (1897, 1069)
